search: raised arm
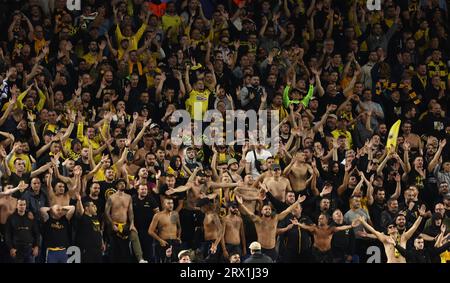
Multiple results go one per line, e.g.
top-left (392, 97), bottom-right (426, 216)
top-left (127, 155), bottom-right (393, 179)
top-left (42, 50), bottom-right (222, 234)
top-left (358, 216), bottom-right (386, 243)
top-left (428, 139), bottom-right (446, 172)
top-left (184, 65), bottom-right (192, 93)
top-left (277, 195), bottom-right (306, 221)
top-left (235, 195), bottom-right (259, 223)
top-left (402, 205), bottom-right (426, 241)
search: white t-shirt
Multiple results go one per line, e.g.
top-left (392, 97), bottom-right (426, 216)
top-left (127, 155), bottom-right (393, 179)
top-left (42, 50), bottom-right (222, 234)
top-left (245, 149), bottom-right (272, 178)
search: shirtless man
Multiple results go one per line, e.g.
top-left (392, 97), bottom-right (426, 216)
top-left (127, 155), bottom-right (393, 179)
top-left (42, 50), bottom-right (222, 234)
top-left (233, 175), bottom-right (260, 213)
top-left (262, 164), bottom-right (292, 202)
top-left (0, 184), bottom-right (22, 262)
top-left (357, 205), bottom-right (426, 263)
top-left (235, 194), bottom-right (305, 262)
top-left (47, 167), bottom-right (73, 206)
top-left (232, 174), bottom-right (264, 246)
top-left (198, 198), bottom-right (223, 262)
top-left (401, 121), bottom-right (422, 153)
top-left (105, 179), bottom-right (146, 263)
top-left (148, 198), bottom-right (181, 263)
top-left (133, 134), bottom-right (154, 167)
top-left (283, 152), bottom-right (314, 193)
top-left (297, 213), bottom-right (359, 263)
top-left (221, 202), bottom-right (246, 259)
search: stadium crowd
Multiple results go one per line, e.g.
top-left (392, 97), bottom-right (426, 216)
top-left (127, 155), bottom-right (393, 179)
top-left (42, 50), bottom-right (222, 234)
top-left (0, 0), bottom-right (449, 263)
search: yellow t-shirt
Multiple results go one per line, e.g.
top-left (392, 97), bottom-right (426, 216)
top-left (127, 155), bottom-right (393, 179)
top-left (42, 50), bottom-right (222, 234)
top-left (82, 52), bottom-right (98, 67)
top-left (440, 250), bottom-right (450, 263)
top-left (162, 14), bottom-right (182, 32)
top-left (331, 129), bottom-right (353, 149)
top-left (8, 153), bottom-right (32, 173)
top-left (185, 89), bottom-right (211, 120)
top-left (93, 165), bottom-right (118, 182)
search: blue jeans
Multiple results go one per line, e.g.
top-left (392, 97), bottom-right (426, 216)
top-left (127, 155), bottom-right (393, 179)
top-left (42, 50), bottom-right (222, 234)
top-left (14, 245), bottom-right (34, 263)
top-left (46, 249), bottom-right (68, 263)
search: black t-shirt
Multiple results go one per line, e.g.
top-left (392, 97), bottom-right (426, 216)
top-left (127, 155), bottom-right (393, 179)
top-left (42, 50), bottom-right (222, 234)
top-left (75, 214), bottom-right (102, 250)
top-left (8, 172), bottom-right (31, 187)
top-left (82, 195), bottom-right (105, 219)
top-left (98, 181), bottom-right (116, 204)
top-left (369, 201), bottom-right (386, 231)
top-left (132, 195), bottom-right (159, 231)
top-left (75, 160), bottom-right (91, 176)
top-left (407, 169), bottom-right (426, 191)
top-left (319, 92), bottom-right (346, 108)
top-left (43, 215), bottom-right (71, 248)
top-left (278, 214), bottom-right (313, 254)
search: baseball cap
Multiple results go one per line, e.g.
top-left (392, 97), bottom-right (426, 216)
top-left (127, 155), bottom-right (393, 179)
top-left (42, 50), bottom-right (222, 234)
top-left (178, 250), bottom-right (190, 260)
top-left (115, 178), bottom-right (126, 187)
top-left (242, 18), bottom-right (255, 25)
top-left (150, 123), bottom-right (160, 129)
top-left (249, 241), bottom-right (261, 251)
top-left (272, 163), bottom-right (281, 170)
top-left (227, 158), bottom-right (238, 166)
top-left (311, 96), bottom-right (319, 101)
top-left (328, 114), bottom-right (338, 120)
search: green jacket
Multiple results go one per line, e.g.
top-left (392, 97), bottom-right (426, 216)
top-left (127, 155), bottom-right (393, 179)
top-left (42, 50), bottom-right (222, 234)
top-left (283, 84), bottom-right (314, 109)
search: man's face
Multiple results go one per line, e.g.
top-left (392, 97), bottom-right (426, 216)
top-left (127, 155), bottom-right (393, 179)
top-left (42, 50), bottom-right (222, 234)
top-left (81, 148), bottom-right (89, 158)
top-left (87, 202), bottom-right (98, 216)
top-left (156, 150), bottom-right (165, 160)
top-left (261, 205), bottom-right (272, 217)
top-left (116, 181), bottom-right (126, 191)
top-left (88, 41), bottom-right (98, 52)
top-left (396, 215), bottom-right (406, 229)
top-left (230, 206), bottom-right (239, 215)
top-left (250, 76), bottom-right (260, 86)
top-left (17, 200), bottom-right (27, 214)
top-left (91, 183), bottom-right (100, 196)
top-left (166, 176), bottom-right (176, 188)
top-left (138, 185), bottom-right (148, 198)
top-left (139, 168), bottom-right (148, 179)
top-left (432, 104), bottom-right (442, 116)
top-left (229, 254), bottom-right (240, 263)
top-left (414, 157), bottom-right (423, 168)
top-left (31, 178), bottom-right (41, 193)
top-left (320, 199), bottom-right (330, 211)
top-left (86, 127), bottom-right (95, 139)
top-left (439, 183), bottom-right (449, 195)
top-left (165, 199), bottom-right (174, 211)
top-left (273, 168), bottom-right (281, 177)
top-left (405, 190), bottom-right (415, 203)
top-left (435, 204), bottom-right (445, 216)
top-left (146, 154), bottom-right (156, 166)
top-left (318, 214), bottom-right (328, 226)
top-left (387, 224), bottom-right (398, 235)
top-left (351, 198), bottom-right (361, 209)
top-left (105, 169), bottom-right (115, 181)
top-left (402, 123), bottom-right (412, 134)
top-left (244, 175), bottom-right (254, 186)
top-left (378, 124), bottom-right (387, 135)
top-left (14, 159), bottom-right (25, 172)
top-left (332, 210), bottom-right (343, 224)
top-left (375, 190), bottom-right (385, 202)
top-left (414, 238), bottom-right (424, 250)
top-left (104, 71), bottom-right (113, 83)
top-left (186, 149), bottom-right (196, 159)
top-left (179, 255), bottom-right (190, 263)
top-left (55, 182), bottom-right (65, 194)
top-left (286, 192), bottom-right (295, 204)
top-left (388, 200), bottom-right (398, 212)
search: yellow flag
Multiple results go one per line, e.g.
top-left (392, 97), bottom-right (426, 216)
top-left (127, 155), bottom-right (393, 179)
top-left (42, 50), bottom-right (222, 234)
top-left (386, 120), bottom-right (401, 151)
